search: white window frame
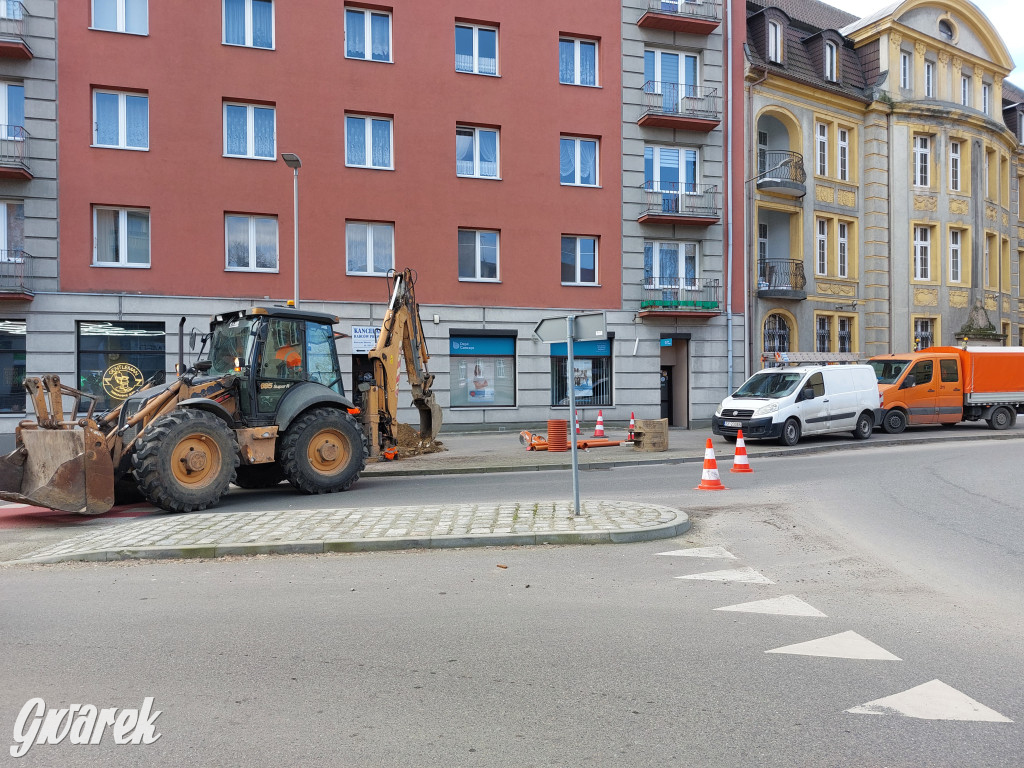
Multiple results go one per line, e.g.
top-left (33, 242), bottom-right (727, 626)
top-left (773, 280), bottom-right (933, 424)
top-left (838, 128), bottom-right (849, 181)
top-left (949, 140), bottom-right (961, 192)
top-left (344, 7), bottom-right (392, 62)
top-left (561, 235), bottom-right (598, 285)
top-left (838, 221), bottom-right (849, 278)
top-left (914, 318), bottom-right (933, 350)
top-left (455, 23), bottom-right (499, 76)
top-left (816, 122), bottom-right (828, 177)
top-left (961, 75), bottom-right (971, 107)
top-left (456, 126), bottom-right (500, 179)
top-left (92, 206), bottom-right (151, 268)
top-left (224, 214), bottom-right (278, 272)
top-left (561, 136), bottom-right (600, 187)
top-left (644, 240), bottom-right (699, 289)
top-left (982, 83), bottom-right (991, 115)
top-left (900, 51), bottom-right (910, 89)
top-left (457, 229), bottom-right (500, 282)
top-left (913, 135), bottom-right (930, 188)
top-left (91, 0), bottom-right (148, 34)
top-left (949, 229), bottom-right (961, 283)
top-left (345, 221), bottom-right (394, 276)
top-left (222, 102), bottom-right (276, 160)
top-left (222, 0), bottom-right (275, 49)
top-left (924, 61), bottom-right (935, 98)
top-left (767, 21), bottom-right (782, 64)
top-left (816, 218), bottom-right (828, 275)
top-left (824, 41), bottom-right (837, 82)
top-left (757, 222), bottom-right (768, 262)
top-left (559, 37), bottom-right (598, 87)
top-left (92, 89), bottom-right (149, 150)
top-left (345, 114), bottom-right (394, 170)
top-left (0, 201), bottom-right (24, 263)
top-left (914, 225), bottom-right (931, 281)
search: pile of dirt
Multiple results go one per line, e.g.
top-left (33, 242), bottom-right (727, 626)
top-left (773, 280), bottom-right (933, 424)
top-left (394, 422), bottom-right (446, 457)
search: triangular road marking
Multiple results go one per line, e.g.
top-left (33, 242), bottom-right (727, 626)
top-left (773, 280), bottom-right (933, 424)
top-left (847, 680), bottom-right (1013, 722)
top-left (657, 545), bottom-right (736, 559)
top-left (766, 630), bottom-right (900, 660)
top-left (676, 566), bottom-right (774, 584)
top-left (715, 594), bottom-right (827, 617)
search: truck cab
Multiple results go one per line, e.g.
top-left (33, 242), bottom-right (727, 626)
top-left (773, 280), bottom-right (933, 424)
top-left (870, 350), bottom-right (964, 432)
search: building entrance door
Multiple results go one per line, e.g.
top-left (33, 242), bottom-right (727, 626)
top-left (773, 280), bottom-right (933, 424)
top-left (660, 367), bottom-right (672, 422)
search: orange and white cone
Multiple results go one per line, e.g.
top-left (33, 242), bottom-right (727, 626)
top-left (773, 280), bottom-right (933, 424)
top-left (575, 410), bottom-right (581, 435)
top-left (695, 438), bottom-right (726, 490)
top-left (628, 412), bottom-right (636, 442)
top-left (592, 410), bottom-right (605, 437)
top-left (730, 429), bottom-right (753, 473)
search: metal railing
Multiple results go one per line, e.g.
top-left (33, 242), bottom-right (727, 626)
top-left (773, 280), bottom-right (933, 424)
top-left (0, 249), bottom-right (30, 293)
top-left (641, 276), bottom-right (721, 311)
top-left (641, 82), bottom-right (720, 121)
top-left (639, 182), bottom-right (719, 219)
top-left (757, 259), bottom-right (806, 291)
top-left (647, 0), bottom-right (722, 22)
top-left (756, 150), bottom-right (806, 184)
top-left (0, 1), bottom-right (25, 40)
top-left (0, 125), bottom-right (28, 168)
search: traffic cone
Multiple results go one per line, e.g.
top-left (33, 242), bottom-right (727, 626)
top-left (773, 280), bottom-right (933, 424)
top-left (730, 430), bottom-right (753, 473)
top-left (575, 409), bottom-right (581, 435)
top-left (592, 410), bottom-right (605, 437)
top-left (695, 438), bottom-right (726, 490)
top-left (628, 412), bottom-right (636, 442)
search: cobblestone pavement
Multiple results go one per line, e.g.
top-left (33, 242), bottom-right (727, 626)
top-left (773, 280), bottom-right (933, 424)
top-left (10, 501), bottom-right (689, 565)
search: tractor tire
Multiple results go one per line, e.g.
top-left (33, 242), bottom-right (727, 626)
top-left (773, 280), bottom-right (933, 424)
top-left (133, 409), bottom-right (239, 513)
top-left (233, 464), bottom-right (285, 489)
top-left (279, 408), bottom-right (367, 495)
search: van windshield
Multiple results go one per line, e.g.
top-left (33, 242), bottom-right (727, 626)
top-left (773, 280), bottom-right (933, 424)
top-left (732, 371), bottom-right (804, 399)
top-left (870, 359), bottom-right (910, 385)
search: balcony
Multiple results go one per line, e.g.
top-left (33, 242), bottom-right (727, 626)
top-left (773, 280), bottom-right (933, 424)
top-left (757, 259), bottom-right (806, 300)
top-left (755, 150), bottom-right (806, 197)
top-left (639, 277), bottom-right (722, 317)
top-left (637, 0), bottom-right (721, 35)
top-left (0, 250), bottom-right (32, 300)
top-left (0, 2), bottom-right (31, 59)
top-left (638, 182), bottom-right (720, 225)
top-left (639, 83), bottom-right (721, 131)
top-left (0, 126), bottom-right (30, 179)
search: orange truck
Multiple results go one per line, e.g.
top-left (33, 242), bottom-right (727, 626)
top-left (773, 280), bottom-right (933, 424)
top-left (869, 347), bottom-right (1024, 433)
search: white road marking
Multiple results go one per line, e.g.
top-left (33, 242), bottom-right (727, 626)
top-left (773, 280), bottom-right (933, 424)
top-left (715, 594), bottom-right (827, 617)
top-left (847, 679), bottom-right (1013, 722)
top-left (676, 566), bottom-right (774, 584)
top-left (766, 630), bottom-right (900, 660)
top-left (657, 545), bottom-right (737, 559)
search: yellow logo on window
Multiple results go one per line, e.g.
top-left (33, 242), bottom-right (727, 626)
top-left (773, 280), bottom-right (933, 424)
top-left (101, 363), bottom-right (145, 400)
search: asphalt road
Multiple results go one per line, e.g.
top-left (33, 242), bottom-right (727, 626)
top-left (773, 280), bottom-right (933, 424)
top-left (1, 440), bottom-right (1021, 767)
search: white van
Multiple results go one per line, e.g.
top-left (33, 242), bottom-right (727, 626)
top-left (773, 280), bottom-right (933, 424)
top-left (712, 364), bottom-right (881, 446)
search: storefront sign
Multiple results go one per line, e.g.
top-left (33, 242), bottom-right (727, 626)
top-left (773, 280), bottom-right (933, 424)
top-left (351, 326), bottom-right (381, 354)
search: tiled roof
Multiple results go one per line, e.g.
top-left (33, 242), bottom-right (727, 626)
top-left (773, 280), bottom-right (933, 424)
top-left (747, 0), bottom-right (858, 32)
top-left (1003, 80), bottom-right (1024, 106)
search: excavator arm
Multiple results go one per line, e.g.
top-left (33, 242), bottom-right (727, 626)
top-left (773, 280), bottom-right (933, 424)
top-left (362, 268), bottom-right (442, 457)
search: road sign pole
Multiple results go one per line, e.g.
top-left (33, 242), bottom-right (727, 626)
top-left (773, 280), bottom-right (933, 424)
top-left (567, 316), bottom-right (581, 516)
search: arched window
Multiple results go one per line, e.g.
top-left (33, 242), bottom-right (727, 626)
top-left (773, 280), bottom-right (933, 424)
top-left (764, 314), bottom-right (791, 353)
top-left (824, 41), bottom-right (837, 82)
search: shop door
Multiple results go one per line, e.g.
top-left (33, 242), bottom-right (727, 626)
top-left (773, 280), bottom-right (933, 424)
top-left (660, 367), bottom-right (673, 422)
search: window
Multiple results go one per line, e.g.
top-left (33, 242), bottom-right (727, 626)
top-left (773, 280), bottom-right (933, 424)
top-left (560, 37), bottom-right (597, 86)
top-left (763, 314), bottom-right (791, 353)
top-left (223, 103), bottom-right (274, 159)
top-left (838, 128), bottom-right (849, 181)
top-left (913, 225), bottom-right (931, 280)
top-left (345, 7), bottom-right (391, 62)
top-left (345, 115), bottom-right (393, 169)
top-left (346, 221), bottom-right (394, 276)
top-left (961, 75), bottom-right (971, 107)
top-left (767, 21), bottom-right (782, 64)
top-left (816, 218), bottom-right (828, 275)
top-left (449, 335), bottom-right (515, 407)
top-left (561, 236), bottom-right (597, 285)
top-left (0, 82), bottom-right (24, 140)
top-left (77, 321), bottom-right (165, 412)
top-left (93, 90), bottom-right (149, 150)
top-left (984, 233), bottom-right (995, 288)
top-left (824, 41), bottom-right (837, 82)
top-left (224, 0), bottom-right (273, 49)
top-left (455, 23), bottom-right (498, 75)
top-left (940, 358), bottom-right (959, 382)
top-left (924, 61), bottom-right (935, 98)
top-left (949, 229), bottom-right (962, 283)
top-left (982, 83), bottom-right (991, 115)
top-left (92, 0), bottom-right (147, 34)
top-left (0, 201), bottom-right (24, 262)
top-left (816, 122), bottom-right (828, 176)
top-left (0, 320), bottom-right (26, 414)
top-left (458, 229), bottom-right (499, 281)
top-left (644, 145), bottom-right (698, 206)
top-left (644, 49), bottom-right (700, 110)
top-left (456, 126), bottom-right (499, 178)
top-left (913, 135), bottom-right (930, 187)
top-left (93, 207), bottom-right (150, 267)
top-left (757, 222), bottom-right (768, 263)
top-left (550, 339), bottom-right (612, 407)
top-left (561, 137), bottom-right (599, 186)
top-left (913, 319), bottom-right (933, 350)
top-left (900, 51), bottom-right (910, 89)
top-left (949, 140), bottom-right (961, 192)
top-left (816, 315), bottom-right (832, 353)
top-left (938, 20), bottom-right (954, 41)
top-left (838, 221), bottom-right (849, 278)
top-left (838, 317), bottom-right (852, 353)
top-left (225, 214), bottom-right (277, 272)
top-left (644, 240), bottom-right (699, 290)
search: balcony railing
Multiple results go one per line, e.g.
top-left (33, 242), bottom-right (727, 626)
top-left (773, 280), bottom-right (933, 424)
top-left (639, 0), bottom-right (722, 31)
top-left (756, 150), bottom-right (806, 196)
top-left (0, 2), bottom-right (30, 59)
top-left (0, 125), bottom-right (29, 177)
top-left (640, 83), bottom-right (721, 128)
top-left (757, 259), bottom-right (806, 297)
top-left (639, 182), bottom-right (720, 223)
top-left (0, 249), bottom-right (31, 295)
top-left (641, 277), bottom-right (722, 312)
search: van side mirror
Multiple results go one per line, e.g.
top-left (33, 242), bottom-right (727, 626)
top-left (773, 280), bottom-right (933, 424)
top-left (800, 386), bottom-right (815, 401)
top-left (899, 375), bottom-right (915, 389)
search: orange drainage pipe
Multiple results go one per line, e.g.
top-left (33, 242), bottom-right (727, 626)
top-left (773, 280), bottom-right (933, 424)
top-left (576, 439), bottom-right (622, 450)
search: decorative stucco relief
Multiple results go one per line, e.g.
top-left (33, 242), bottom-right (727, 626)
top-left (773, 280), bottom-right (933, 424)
top-left (914, 287), bottom-right (938, 306)
top-left (949, 290), bottom-right (969, 308)
top-left (984, 294), bottom-right (997, 311)
top-left (837, 189), bottom-right (856, 207)
top-left (816, 281), bottom-right (856, 296)
top-left (949, 198), bottom-right (969, 215)
top-left (986, 204), bottom-right (998, 221)
top-left (914, 195), bottom-right (937, 211)
top-left (815, 185), bottom-right (834, 203)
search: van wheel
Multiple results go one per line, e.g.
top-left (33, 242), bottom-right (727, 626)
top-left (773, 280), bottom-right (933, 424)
top-left (852, 411), bottom-right (873, 440)
top-left (778, 418), bottom-right (801, 446)
top-left (882, 409), bottom-right (907, 434)
top-left (987, 406), bottom-right (1015, 430)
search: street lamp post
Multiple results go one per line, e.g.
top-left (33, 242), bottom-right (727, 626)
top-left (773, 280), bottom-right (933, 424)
top-left (281, 153), bottom-right (302, 308)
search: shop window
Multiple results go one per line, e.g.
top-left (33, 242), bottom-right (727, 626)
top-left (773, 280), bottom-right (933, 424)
top-left (550, 339), bottom-right (612, 407)
top-left (449, 335), bottom-right (515, 407)
top-left (0, 319), bottom-right (26, 413)
top-left (77, 321), bottom-right (165, 412)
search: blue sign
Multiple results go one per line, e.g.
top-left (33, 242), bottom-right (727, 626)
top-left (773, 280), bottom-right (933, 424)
top-left (660, 338), bottom-right (673, 347)
top-left (449, 336), bottom-right (515, 356)
top-left (551, 339), bottom-right (611, 357)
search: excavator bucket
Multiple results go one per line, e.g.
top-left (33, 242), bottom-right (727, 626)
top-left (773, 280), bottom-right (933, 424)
top-left (0, 424), bottom-right (115, 515)
top-left (416, 393), bottom-right (443, 442)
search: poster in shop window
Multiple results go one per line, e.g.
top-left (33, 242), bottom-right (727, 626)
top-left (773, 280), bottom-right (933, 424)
top-left (573, 359), bottom-right (593, 398)
top-left (469, 359), bottom-right (495, 403)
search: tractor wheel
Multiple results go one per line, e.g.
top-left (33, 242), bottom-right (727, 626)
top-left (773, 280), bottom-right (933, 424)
top-left (133, 409), bottom-right (239, 513)
top-left (233, 464), bottom-right (285, 489)
top-left (279, 408), bottom-right (367, 494)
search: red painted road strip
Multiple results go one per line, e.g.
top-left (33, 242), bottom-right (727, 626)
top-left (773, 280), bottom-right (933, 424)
top-left (0, 503), bottom-right (158, 529)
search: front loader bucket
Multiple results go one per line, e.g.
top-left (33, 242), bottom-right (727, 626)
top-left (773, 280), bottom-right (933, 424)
top-left (0, 427), bottom-right (115, 515)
